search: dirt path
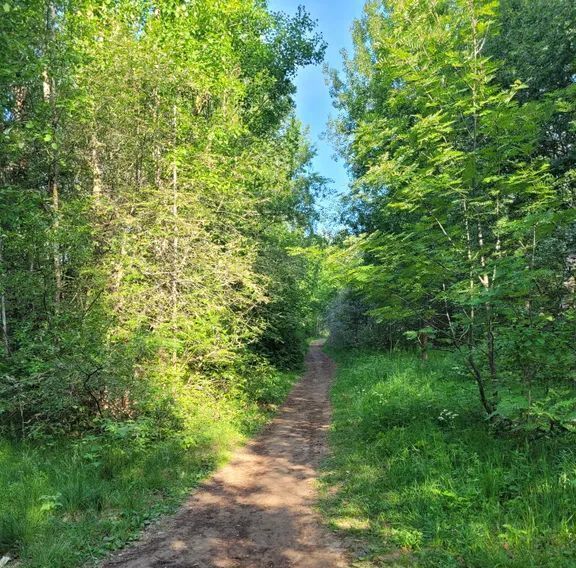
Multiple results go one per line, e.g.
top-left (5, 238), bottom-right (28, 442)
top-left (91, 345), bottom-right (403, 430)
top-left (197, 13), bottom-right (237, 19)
top-left (101, 341), bottom-right (348, 568)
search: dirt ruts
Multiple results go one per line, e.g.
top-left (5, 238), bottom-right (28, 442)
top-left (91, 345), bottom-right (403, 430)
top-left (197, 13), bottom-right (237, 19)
top-left (101, 341), bottom-right (347, 568)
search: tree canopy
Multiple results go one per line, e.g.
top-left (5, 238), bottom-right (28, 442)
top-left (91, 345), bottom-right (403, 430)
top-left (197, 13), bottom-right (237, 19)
top-left (0, 0), bottom-right (327, 437)
top-left (329, 0), bottom-right (576, 432)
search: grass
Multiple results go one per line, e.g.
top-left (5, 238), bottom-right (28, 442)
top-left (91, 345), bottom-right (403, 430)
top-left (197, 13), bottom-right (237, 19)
top-left (322, 348), bottom-right (576, 568)
top-left (0, 369), bottom-right (298, 568)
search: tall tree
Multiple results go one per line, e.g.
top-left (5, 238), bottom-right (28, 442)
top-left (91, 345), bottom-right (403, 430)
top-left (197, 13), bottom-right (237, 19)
top-left (0, 0), bottom-right (326, 437)
top-left (331, 0), bottom-right (576, 430)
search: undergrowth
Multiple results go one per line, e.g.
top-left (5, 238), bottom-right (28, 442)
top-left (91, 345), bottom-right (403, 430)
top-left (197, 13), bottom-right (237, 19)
top-left (0, 369), bottom-right (297, 568)
top-left (322, 348), bottom-right (576, 567)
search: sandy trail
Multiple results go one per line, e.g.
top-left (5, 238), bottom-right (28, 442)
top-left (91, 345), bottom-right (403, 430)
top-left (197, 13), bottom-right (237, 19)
top-left (101, 341), bottom-right (347, 568)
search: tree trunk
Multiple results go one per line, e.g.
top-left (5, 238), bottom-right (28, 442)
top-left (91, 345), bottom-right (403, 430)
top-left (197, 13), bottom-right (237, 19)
top-left (0, 238), bottom-right (9, 356)
top-left (46, 94), bottom-right (62, 307)
top-left (44, 3), bottom-right (62, 310)
top-left (171, 104), bottom-right (179, 363)
top-left (468, 354), bottom-right (494, 415)
top-left (418, 331), bottom-right (429, 361)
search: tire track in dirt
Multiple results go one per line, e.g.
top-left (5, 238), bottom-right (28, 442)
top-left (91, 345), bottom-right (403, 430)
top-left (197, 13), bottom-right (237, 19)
top-left (101, 341), bottom-right (347, 568)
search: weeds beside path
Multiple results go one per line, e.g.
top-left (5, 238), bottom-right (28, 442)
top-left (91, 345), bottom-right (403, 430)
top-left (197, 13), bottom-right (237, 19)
top-left (0, 367), bottom-right (299, 568)
top-left (100, 341), bottom-right (347, 568)
top-left (322, 348), bottom-right (576, 568)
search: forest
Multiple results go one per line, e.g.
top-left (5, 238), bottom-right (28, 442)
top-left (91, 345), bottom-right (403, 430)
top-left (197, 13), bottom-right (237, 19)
top-left (328, 0), bottom-right (576, 432)
top-left (1, 0), bottom-right (576, 567)
top-left (323, 1), bottom-right (576, 565)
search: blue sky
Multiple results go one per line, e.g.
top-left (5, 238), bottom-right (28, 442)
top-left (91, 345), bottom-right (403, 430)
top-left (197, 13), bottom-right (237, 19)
top-left (267, 0), bottom-right (365, 229)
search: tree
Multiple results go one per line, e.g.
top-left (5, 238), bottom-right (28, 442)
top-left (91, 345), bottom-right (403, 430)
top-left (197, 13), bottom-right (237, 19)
top-left (0, 0), bottom-right (327, 437)
top-left (331, 0), bottom-right (576, 431)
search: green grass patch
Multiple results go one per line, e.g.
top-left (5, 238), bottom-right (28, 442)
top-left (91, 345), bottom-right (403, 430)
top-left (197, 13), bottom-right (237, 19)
top-left (322, 348), bottom-right (576, 567)
top-left (0, 369), bottom-right (298, 568)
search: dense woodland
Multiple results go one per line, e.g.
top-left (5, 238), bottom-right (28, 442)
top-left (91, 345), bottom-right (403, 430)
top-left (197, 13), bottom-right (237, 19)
top-left (1, 0), bottom-right (328, 439)
top-left (320, 3), bottom-right (576, 564)
top-left (2, 0), bottom-right (576, 566)
top-left (329, 0), bottom-right (576, 433)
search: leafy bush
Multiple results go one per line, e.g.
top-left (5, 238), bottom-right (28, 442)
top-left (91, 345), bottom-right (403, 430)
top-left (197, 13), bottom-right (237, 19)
top-left (325, 290), bottom-right (394, 350)
top-left (0, 367), bottom-right (297, 567)
top-left (329, 0), bottom-right (576, 433)
top-left (0, 0), bottom-right (325, 440)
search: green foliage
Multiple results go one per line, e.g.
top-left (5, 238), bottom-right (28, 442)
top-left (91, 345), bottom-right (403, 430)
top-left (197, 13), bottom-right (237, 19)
top-left (0, 4), bottom-right (327, 560)
top-left (489, 0), bottom-right (576, 102)
top-left (0, 0), bottom-right (326, 438)
top-left (0, 367), bottom-right (296, 567)
top-left (323, 348), bottom-right (576, 567)
top-left (325, 290), bottom-right (393, 350)
top-left (329, 0), bottom-right (576, 431)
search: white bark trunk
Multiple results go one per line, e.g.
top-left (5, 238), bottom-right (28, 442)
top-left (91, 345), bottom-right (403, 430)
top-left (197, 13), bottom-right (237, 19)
top-left (0, 238), bottom-right (9, 355)
top-left (44, 3), bottom-right (62, 309)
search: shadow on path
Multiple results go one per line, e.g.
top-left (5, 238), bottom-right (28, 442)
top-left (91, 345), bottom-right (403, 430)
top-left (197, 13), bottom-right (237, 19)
top-left (101, 342), bottom-right (347, 568)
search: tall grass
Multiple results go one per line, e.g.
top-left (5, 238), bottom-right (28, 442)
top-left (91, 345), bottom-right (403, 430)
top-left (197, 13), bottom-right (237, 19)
top-left (322, 349), bottom-right (576, 567)
top-left (0, 370), bottom-right (297, 567)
